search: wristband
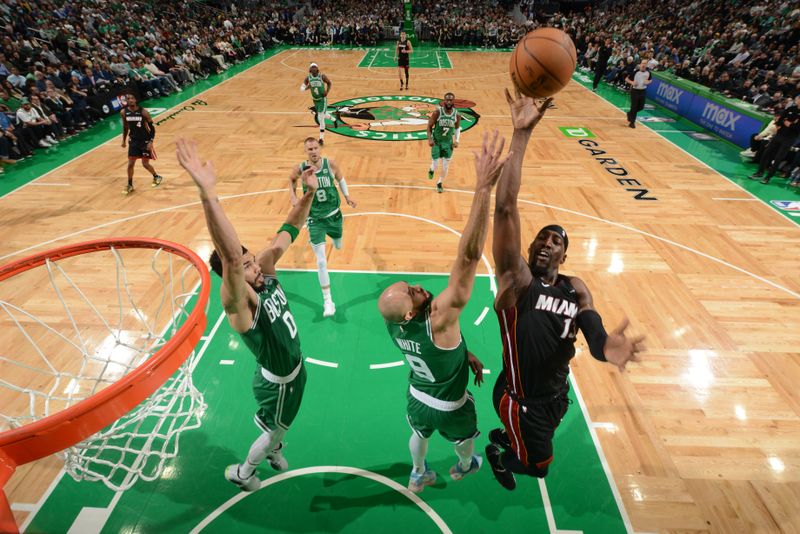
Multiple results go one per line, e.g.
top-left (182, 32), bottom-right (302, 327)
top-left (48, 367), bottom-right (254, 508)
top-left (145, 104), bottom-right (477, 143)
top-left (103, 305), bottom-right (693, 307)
top-left (278, 223), bottom-right (300, 242)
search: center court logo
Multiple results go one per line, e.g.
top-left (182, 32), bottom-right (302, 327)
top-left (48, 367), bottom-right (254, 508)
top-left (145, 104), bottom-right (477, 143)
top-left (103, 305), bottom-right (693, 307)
top-left (319, 95), bottom-right (480, 141)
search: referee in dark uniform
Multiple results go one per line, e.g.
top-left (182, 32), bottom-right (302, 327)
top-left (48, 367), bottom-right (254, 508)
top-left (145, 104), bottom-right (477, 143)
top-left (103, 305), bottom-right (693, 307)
top-left (625, 61), bottom-right (652, 128)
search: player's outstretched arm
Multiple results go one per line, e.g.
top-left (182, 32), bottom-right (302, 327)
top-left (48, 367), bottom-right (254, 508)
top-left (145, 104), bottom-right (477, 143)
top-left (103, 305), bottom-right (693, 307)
top-left (493, 87), bottom-right (552, 309)
top-left (435, 130), bottom-right (509, 327)
top-left (572, 276), bottom-right (645, 372)
top-left (331, 159), bottom-right (356, 208)
top-left (300, 75), bottom-right (309, 91)
top-left (288, 164), bottom-right (301, 207)
top-left (177, 138), bottom-right (251, 329)
top-left (257, 167), bottom-right (318, 275)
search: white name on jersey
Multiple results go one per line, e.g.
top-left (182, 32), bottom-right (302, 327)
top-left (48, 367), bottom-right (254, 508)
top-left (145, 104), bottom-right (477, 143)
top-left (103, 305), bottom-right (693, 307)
top-left (535, 294), bottom-right (578, 318)
top-left (396, 338), bottom-right (422, 354)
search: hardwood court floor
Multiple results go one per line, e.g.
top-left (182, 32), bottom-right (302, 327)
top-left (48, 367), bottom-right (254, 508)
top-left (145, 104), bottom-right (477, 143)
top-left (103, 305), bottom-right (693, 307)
top-left (1, 48), bottom-right (799, 533)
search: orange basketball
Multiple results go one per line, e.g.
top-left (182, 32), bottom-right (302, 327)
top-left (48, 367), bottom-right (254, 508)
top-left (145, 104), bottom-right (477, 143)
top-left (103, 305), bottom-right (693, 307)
top-left (509, 28), bottom-right (577, 98)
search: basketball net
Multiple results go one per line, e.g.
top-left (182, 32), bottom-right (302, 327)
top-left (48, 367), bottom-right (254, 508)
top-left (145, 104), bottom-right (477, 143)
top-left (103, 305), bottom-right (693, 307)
top-left (0, 240), bottom-right (209, 492)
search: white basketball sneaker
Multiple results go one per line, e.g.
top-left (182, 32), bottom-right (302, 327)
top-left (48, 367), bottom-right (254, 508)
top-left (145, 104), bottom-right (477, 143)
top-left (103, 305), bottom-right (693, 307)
top-left (266, 443), bottom-right (288, 471)
top-left (323, 300), bottom-right (336, 317)
top-left (224, 464), bottom-right (260, 492)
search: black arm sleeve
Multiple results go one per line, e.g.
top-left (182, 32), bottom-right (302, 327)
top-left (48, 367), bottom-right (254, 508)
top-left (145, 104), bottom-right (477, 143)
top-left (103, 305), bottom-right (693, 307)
top-left (576, 309), bottom-right (607, 362)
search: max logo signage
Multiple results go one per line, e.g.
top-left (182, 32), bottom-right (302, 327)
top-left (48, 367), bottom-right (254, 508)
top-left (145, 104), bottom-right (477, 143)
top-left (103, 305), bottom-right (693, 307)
top-left (701, 103), bottom-right (741, 130)
top-left (656, 84), bottom-right (683, 104)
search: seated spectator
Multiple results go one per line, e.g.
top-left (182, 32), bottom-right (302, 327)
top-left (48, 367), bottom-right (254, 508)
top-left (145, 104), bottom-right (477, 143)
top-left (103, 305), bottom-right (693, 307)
top-left (15, 98), bottom-right (59, 148)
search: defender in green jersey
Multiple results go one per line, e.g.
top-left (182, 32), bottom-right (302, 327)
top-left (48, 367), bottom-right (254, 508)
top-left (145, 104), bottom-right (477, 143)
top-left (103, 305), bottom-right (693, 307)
top-left (300, 63), bottom-right (332, 145)
top-left (426, 92), bottom-right (462, 193)
top-left (178, 138), bottom-right (319, 493)
top-left (289, 137), bottom-right (357, 318)
top-left (378, 131), bottom-right (510, 493)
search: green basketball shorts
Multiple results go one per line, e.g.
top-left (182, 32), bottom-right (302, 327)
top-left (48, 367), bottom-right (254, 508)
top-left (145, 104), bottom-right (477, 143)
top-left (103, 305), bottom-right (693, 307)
top-left (406, 389), bottom-right (479, 443)
top-left (307, 210), bottom-right (343, 245)
top-left (431, 141), bottom-right (453, 160)
top-left (252, 362), bottom-right (307, 432)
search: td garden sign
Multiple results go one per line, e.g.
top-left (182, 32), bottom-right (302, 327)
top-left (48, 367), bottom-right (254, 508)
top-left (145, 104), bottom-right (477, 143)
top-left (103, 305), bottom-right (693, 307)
top-left (319, 95), bottom-right (480, 141)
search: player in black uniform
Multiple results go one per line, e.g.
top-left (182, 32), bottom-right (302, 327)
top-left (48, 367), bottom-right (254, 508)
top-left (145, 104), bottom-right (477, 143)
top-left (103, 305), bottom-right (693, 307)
top-left (121, 93), bottom-right (163, 195)
top-left (395, 31), bottom-right (413, 91)
top-left (485, 86), bottom-right (646, 490)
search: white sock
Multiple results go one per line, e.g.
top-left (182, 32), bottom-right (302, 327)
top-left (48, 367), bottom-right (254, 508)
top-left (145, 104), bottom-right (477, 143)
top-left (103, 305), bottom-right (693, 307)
top-left (430, 159), bottom-right (438, 172)
top-left (409, 433), bottom-right (429, 474)
top-left (241, 427), bottom-right (286, 478)
top-left (312, 243), bottom-right (330, 289)
top-left (440, 158), bottom-right (450, 181)
top-left (322, 286), bottom-right (332, 302)
top-left (454, 438), bottom-right (475, 470)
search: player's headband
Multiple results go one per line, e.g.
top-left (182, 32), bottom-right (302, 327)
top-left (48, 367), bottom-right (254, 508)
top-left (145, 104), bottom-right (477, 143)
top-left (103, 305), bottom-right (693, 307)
top-left (539, 225), bottom-right (569, 250)
top-left (309, 62), bottom-right (318, 68)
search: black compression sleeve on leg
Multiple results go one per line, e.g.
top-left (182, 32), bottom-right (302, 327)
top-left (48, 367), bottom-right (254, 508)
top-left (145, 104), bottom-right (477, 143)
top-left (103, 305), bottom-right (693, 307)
top-left (576, 309), bottom-right (608, 362)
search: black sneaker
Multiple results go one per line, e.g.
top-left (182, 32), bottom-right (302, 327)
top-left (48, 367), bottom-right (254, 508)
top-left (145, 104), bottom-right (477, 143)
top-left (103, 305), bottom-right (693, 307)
top-left (489, 428), bottom-right (511, 450)
top-left (485, 443), bottom-right (516, 490)
top-left (628, 122), bottom-right (635, 129)
top-left (124, 183), bottom-right (135, 195)
top-left (760, 177), bottom-right (771, 184)
top-left (436, 183), bottom-right (443, 193)
top-left (152, 174), bottom-right (163, 187)
top-left (748, 173), bottom-right (763, 180)
top-left (318, 138), bottom-right (324, 146)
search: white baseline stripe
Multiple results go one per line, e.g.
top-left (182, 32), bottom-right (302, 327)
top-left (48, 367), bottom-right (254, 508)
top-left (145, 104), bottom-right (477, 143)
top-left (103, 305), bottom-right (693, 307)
top-left (370, 361), bottom-right (405, 370)
top-left (189, 466), bottom-right (452, 534)
top-left (305, 357), bottom-right (339, 368)
top-left (28, 183), bottom-right (71, 187)
top-left (581, 81), bottom-right (800, 228)
top-left (474, 306), bottom-right (490, 326)
top-left (10, 503), bottom-right (35, 512)
top-left (711, 197), bottom-right (759, 201)
top-left (539, 478), bottom-right (583, 534)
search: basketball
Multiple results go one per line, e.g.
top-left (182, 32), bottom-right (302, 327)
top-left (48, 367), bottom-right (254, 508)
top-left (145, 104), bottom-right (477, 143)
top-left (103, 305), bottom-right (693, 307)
top-left (509, 27), bottom-right (577, 98)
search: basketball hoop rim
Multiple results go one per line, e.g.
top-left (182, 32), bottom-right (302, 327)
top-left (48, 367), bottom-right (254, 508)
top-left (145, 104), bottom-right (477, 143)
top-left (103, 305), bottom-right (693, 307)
top-left (0, 237), bottom-right (210, 473)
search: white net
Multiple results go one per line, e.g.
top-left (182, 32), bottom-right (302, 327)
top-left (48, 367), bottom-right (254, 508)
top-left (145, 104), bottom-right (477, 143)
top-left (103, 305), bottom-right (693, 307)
top-left (0, 244), bottom-right (207, 491)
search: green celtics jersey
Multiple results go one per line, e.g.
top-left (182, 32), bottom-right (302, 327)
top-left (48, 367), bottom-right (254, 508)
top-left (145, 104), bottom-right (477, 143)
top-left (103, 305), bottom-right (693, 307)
top-left (308, 73), bottom-right (325, 101)
top-left (240, 276), bottom-right (302, 377)
top-left (300, 158), bottom-right (340, 220)
top-left (385, 310), bottom-right (469, 402)
top-left (432, 106), bottom-right (457, 144)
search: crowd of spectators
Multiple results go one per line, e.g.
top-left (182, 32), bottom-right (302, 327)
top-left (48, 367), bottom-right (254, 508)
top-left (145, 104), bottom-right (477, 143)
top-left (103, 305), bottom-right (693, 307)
top-left (556, 0), bottom-right (799, 184)
top-left (563, 0), bottom-right (799, 115)
top-left (2, 0), bottom-right (799, 180)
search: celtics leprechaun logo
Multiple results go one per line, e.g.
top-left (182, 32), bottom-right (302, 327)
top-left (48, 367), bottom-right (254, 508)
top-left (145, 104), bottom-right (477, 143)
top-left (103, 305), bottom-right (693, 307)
top-left (312, 95), bottom-right (480, 141)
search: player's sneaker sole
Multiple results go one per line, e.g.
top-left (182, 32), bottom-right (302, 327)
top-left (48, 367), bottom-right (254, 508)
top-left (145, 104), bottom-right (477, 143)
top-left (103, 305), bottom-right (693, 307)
top-left (450, 455), bottom-right (482, 481)
top-left (266, 442), bottom-right (288, 471)
top-left (224, 464), bottom-right (261, 492)
top-left (408, 470), bottom-right (436, 494)
top-left (485, 444), bottom-right (516, 491)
